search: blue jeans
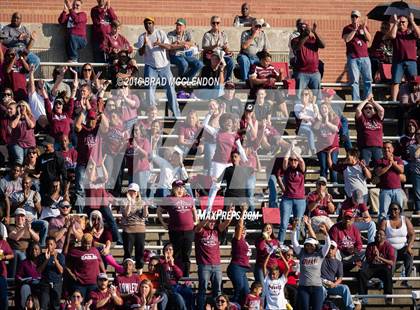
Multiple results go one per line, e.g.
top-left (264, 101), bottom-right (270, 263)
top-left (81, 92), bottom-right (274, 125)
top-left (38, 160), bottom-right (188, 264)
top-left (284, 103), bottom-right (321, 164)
top-left (237, 53), bottom-right (259, 81)
top-left (278, 198), bottom-right (306, 242)
top-left (224, 56), bottom-right (235, 81)
top-left (268, 174), bottom-right (279, 208)
top-left (67, 34), bottom-right (87, 62)
top-left (298, 124), bottom-right (316, 153)
top-left (197, 264), bottom-right (222, 310)
top-left (27, 52), bottom-right (41, 71)
top-left (361, 147), bottom-right (383, 167)
top-left (31, 219), bottom-right (49, 247)
top-left (412, 171), bottom-right (420, 212)
top-left (170, 54), bottom-right (204, 79)
top-left (392, 60), bottom-right (418, 84)
top-left (203, 143), bottom-right (216, 175)
top-left (144, 64), bottom-right (180, 117)
top-left (379, 188), bottom-right (404, 222)
top-left (253, 265), bottom-right (264, 285)
top-left (354, 220), bottom-right (377, 244)
top-left (75, 164), bottom-right (87, 212)
top-left (8, 144), bottom-right (28, 165)
top-left (227, 263), bottom-right (250, 304)
top-left (323, 284), bottom-right (354, 310)
top-left (173, 284), bottom-right (193, 310)
top-left (8, 249), bottom-right (26, 279)
top-left (133, 171), bottom-right (151, 199)
top-left (296, 71), bottom-right (321, 101)
top-left (297, 286), bottom-right (324, 310)
top-left (245, 174), bottom-right (256, 212)
top-left (317, 150), bottom-right (338, 183)
top-left (0, 276), bottom-right (7, 310)
top-left (347, 56), bottom-right (373, 101)
top-left (158, 292), bottom-right (169, 310)
top-left (339, 116), bottom-right (352, 151)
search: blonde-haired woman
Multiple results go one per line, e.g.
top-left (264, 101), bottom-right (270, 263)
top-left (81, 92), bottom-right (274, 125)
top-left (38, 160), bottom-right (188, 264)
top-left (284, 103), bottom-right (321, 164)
top-left (8, 100), bottom-right (36, 165)
top-left (137, 279), bottom-right (161, 310)
top-left (121, 183), bottom-right (148, 274)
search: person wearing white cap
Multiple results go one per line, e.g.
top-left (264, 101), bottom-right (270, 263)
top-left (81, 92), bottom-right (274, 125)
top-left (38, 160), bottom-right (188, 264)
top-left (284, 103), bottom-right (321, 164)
top-left (342, 10), bottom-right (373, 101)
top-left (292, 217), bottom-right (331, 310)
top-left (321, 240), bottom-right (358, 310)
top-left (88, 272), bottom-right (123, 308)
top-left (115, 258), bottom-right (142, 300)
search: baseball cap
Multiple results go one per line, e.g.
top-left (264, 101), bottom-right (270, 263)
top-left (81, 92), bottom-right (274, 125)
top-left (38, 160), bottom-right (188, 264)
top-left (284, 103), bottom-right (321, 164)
top-left (97, 273), bottom-right (109, 280)
top-left (127, 183), bottom-right (140, 192)
top-left (144, 17), bottom-right (155, 23)
top-left (351, 10), bottom-right (361, 17)
top-left (42, 135), bottom-right (55, 146)
top-left (330, 240), bottom-right (338, 248)
top-left (172, 179), bottom-right (185, 188)
top-left (123, 258), bottom-right (136, 264)
top-left (321, 88), bottom-right (336, 97)
top-left (253, 19), bottom-right (264, 26)
top-left (245, 103), bottom-right (254, 112)
top-left (303, 238), bottom-right (319, 246)
top-left (175, 18), bottom-right (186, 26)
top-left (317, 176), bottom-right (328, 184)
top-left (15, 208), bottom-right (26, 216)
top-left (87, 110), bottom-right (97, 120)
top-left (343, 209), bottom-right (354, 218)
top-left (352, 189), bottom-right (364, 204)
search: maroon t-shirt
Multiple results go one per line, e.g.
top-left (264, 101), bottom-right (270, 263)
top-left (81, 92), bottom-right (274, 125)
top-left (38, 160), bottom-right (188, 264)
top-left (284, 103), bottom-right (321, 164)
top-left (317, 117), bottom-right (341, 152)
top-left (375, 157), bottom-right (403, 189)
top-left (9, 117), bottom-right (36, 148)
top-left (244, 294), bottom-right (262, 309)
top-left (195, 227), bottom-right (220, 265)
top-left (76, 124), bottom-right (102, 166)
top-left (283, 166), bottom-right (305, 199)
top-left (45, 98), bottom-right (75, 140)
top-left (3, 58), bottom-right (28, 101)
top-left (231, 237), bottom-right (251, 268)
top-left (306, 191), bottom-right (333, 217)
top-left (179, 124), bottom-right (201, 146)
top-left (68, 247), bottom-right (102, 285)
top-left (162, 196), bottom-right (195, 231)
top-left (160, 260), bottom-right (183, 285)
top-left (101, 33), bottom-right (133, 54)
top-left (255, 237), bottom-right (281, 268)
top-left (115, 274), bottom-right (141, 295)
top-left (329, 223), bottom-right (363, 256)
top-left (340, 198), bottom-right (368, 219)
top-left (213, 131), bottom-right (237, 164)
top-left (125, 137), bottom-right (151, 174)
top-left (89, 289), bottom-right (120, 310)
top-left (292, 36), bottom-right (319, 73)
top-left (0, 240), bottom-right (13, 278)
top-left (365, 241), bottom-right (395, 269)
top-left (105, 124), bottom-right (128, 156)
top-left (355, 113), bottom-right (383, 148)
top-left (91, 6), bottom-right (117, 43)
top-left (59, 148), bottom-right (78, 170)
top-left (393, 30), bottom-right (418, 62)
top-left (342, 24), bottom-right (370, 58)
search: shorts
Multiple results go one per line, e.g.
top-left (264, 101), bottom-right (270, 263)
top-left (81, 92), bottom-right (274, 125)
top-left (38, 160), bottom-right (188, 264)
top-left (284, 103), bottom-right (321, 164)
top-left (391, 60), bottom-right (418, 84)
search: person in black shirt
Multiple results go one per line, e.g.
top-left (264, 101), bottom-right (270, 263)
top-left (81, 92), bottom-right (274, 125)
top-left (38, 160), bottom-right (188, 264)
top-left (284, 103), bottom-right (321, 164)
top-left (216, 82), bottom-right (244, 118)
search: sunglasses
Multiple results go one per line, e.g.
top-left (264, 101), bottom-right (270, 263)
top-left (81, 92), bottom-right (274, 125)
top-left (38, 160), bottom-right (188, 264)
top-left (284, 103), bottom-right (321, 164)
top-left (317, 182), bottom-right (327, 186)
top-left (29, 152), bottom-right (37, 155)
top-left (351, 15), bottom-right (359, 18)
top-left (217, 300), bottom-right (226, 304)
top-left (72, 295), bottom-right (82, 299)
top-left (255, 25), bottom-right (262, 28)
top-left (83, 68), bottom-right (92, 72)
top-left (60, 205), bottom-right (70, 209)
top-left (212, 21), bottom-right (220, 25)
top-left (4, 93), bottom-right (13, 96)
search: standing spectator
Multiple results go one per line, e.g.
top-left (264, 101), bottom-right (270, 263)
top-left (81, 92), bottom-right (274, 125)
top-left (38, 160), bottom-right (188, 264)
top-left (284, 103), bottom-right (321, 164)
top-left (177, 110), bottom-right (203, 155)
top-left (358, 229), bottom-right (395, 305)
top-left (408, 129), bottom-right (420, 213)
top-left (380, 202), bottom-right (415, 288)
top-left (217, 83), bottom-right (243, 117)
top-left (2, 49), bottom-right (29, 101)
top-left (115, 258), bottom-right (141, 301)
top-left (278, 145), bottom-right (306, 243)
top-left (385, 13), bottom-right (419, 101)
top-left (27, 67), bottom-right (48, 129)
top-left (121, 183), bottom-right (148, 274)
top-left (262, 251), bottom-right (289, 310)
top-left (37, 237), bottom-right (65, 310)
top-left (0, 163), bottom-right (23, 225)
top-left (369, 21), bottom-right (392, 79)
top-left (202, 16), bottom-right (234, 81)
top-left (158, 180), bottom-right (197, 277)
top-left (375, 141), bottom-right (404, 221)
top-left (355, 96), bottom-right (385, 165)
top-left (291, 20), bottom-right (325, 100)
top-left (88, 273), bottom-right (123, 308)
top-left (342, 10), bottom-right (373, 100)
top-left (195, 214), bottom-right (232, 310)
top-left (58, 0), bottom-right (88, 62)
top-left (0, 233), bottom-right (13, 310)
top-left (91, 0), bottom-right (118, 62)
top-left (167, 18), bottom-right (204, 79)
top-left (136, 17), bottom-right (180, 117)
top-left (233, 3), bottom-right (254, 27)
top-left (237, 19), bottom-right (270, 81)
top-left (306, 177), bottom-right (335, 232)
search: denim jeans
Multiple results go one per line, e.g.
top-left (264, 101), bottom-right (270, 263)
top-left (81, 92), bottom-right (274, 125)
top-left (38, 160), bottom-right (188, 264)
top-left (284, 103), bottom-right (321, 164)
top-left (245, 174), bottom-right (256, 212)
top-left (170, 54), bottom-right (204, 79)
top-left (197, 264), bottom-right (222, 310)
top-left (104, 153), bottom-right (125, 195)
top-left (317, 150), bottom-right (338, 183)
top-left (268, 174), bottom-right (279, 208)
top-left (158, 292), bottom-right (169, 310)
top-left (323, 284), bottom-right (354, 310)
top-left (223, 56), bottom-right (235, 81)
top-left (253, 265), bottom-right (264, 285)
top-left (379, 188), bottom-right (404, 222)
top-left (204, 143), bottom-right (216, 175)
top-left (412, 171), bottom-right (420, 212)
top-left (39, 280), bottom-right (63, 310)
top-left (0, 276), bottom-right (7, 310)
top-left (31, 219), bottom-right (49, 247)
top-left (67, 34), bottom-right (87, 62)
top-left (297, 286), bottom-right (324, 310)
top-left (237, 53), bottom-right (259, 80)
top-left (173, 284), bottom-right (193, 310)
top-left (354, 220), bottom-right (377, 243)
top-left (8, 249), bottom-right (26, 279)
top-left (296, 71), bottom-right (321, 101)
top-left (391, 60), bottom-right (418, 84)
top-left (347, 56), bottom-right (373, 101)
top-left (27, 52), bottom-right (41, 71)
top-left (133, 171), bottom-right (151, 199)
top-left (144, 64), bottom-right (180, 117)
top-left (339, 116), bottom-right (353, 151)
top-left (278, 198), bottom-right (306, 242)
top-left (361, 147), bottom-right (383, 167)
top-left (298, 124), bottom-right (316, 153)
top-left (7, 144), bottom-right (28, 165)
top-left (227, 263), bottom-right (250, 304)
top-left (75, 164), bottom-right (87, 212)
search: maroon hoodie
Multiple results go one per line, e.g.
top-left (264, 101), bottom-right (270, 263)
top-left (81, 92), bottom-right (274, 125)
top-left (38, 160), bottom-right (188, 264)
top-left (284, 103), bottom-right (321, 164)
top-left (58, 10), bottom-right (87, 38)
top-left (90, 6), bottom-right (118, 44)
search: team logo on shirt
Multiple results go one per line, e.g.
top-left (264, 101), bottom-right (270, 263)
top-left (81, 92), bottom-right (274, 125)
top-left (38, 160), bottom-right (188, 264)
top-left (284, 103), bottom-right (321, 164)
top-left (81, 253), bottom-right (98, 261)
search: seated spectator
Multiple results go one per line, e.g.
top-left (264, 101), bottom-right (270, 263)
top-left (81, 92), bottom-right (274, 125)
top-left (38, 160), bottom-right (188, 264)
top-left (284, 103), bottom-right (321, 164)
top-left (23, 147), bottom-right (41, 192)
top-left (214, 294), bottom-right (240, 310)
top-left (320, 240), bottom-right (356, 310)
top-left (109, 51), bottom-right (138, 87)
top-left (0, 233), bottom-right (14, 310)
top-left (0, 12), bottom-right (40, 70)
top-left (408, 129), bottom-right (420, 213)
top-left (385, 13), bottom-right (419, 101)
top-left (340, 189), bottom-right (376, 244)
top-left (380, 202), bottom-right (415, 288)
top-left (115, 258), bottom-right (141, 302)
top-left (66, 290), bottom-right (87, 310)
top-left (197, 51), bottom-right (227, 99)
top-left (79, 63), bottom-right (104, 95)
top-left (306, 177), bottom-right (335, 232)
top-left (202, 16), bottom-right (234, 81)
top-left (39, 179), bottom-right (65, 221)
top-left (101, 20), bottom-right (133, 63)
top-left (178, 110), bottom-right (203, 155)
top-left (395, 119), bottom-right (418, 164)
top-left (355, 95), bottom-right (385, 165)
top-left (138, 105), bottom-right (158, 131)
top-left (27, 66), bottom-right (48, 129)
top-left (216, 82), bottom-right (243, 117)
top-left (139, 256), bottom-right (160, 290)
top-left (167, 18), bottom-right (203, 79)
top-left (3, 48), bottom-right (29, 101)
top-left (375, 141), bottom-right (404, 221)
top-left (136, 279), bottom-right (162, 310)
top-left (253, 89), bottom-right (272, 120)
top-left (238, 20), bottom-right (270, 81)
top-left (249, 51), bottom-right (280, 99)
top-left (243, 281), bottom-right (263, 309)
top-left (342, 10), bottom-right (373, 101)
top-left (358, 229), bottom-right (395, 305)
top-left (45, 66), bottom-right (71, 99)
top-left (90, 0), bottom-right (118, 62)
top-left (329, 210), bottom-right (363, 275)
top-left (58, 0), bottom-right (88, 62)
top-left (7, 208), bottom-right (40, 279)
top-left (88, 273), bottom-right (123, 308)
top-left (369, 21), bottom-right (392, 79)
top-left (0, 163), bottom-right (23, 224)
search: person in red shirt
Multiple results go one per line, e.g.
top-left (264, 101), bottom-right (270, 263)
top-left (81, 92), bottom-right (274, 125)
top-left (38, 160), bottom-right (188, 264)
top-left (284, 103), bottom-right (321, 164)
top-left (58, 0), bottom-right (88, 62)
top-left (0, 234), bottom-right (14, 310)
top-left (357, 229), bottom-right (395, 305)
top-left (101, 20), bottom-right (133, 64)
top-left (385, 13), bottom-right (420, 101)
top-left (375, 141), bottom-right (405, 221)
top-left (3, 48), bottom-right (29, 101)
top-left (115, 258), bottom-right (141, 303)
top-left (342, 10), bottom-right (373, 101)
top-left (355, 95), bottom-right (385, 165)
top-left (306, 177), bottom-right (335, 232)
top-left (243, 281), bottom-right (263, 310)
top-left (291, 20), bottom-right (326, 101)
top-left (88, 273), bottom-right (123, 310)
top-left (368, 21), bottom-right (392, 79)
top-left (248, 50), bottom-right (280, 99)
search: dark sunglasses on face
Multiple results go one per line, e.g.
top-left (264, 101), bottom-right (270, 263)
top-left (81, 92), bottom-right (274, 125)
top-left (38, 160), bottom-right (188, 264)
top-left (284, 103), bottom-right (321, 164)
top-left (4, 93), bottom-right (13, 96)
top-left (351, 15), bottom-right (358, 18)
top-left (83, 68), bottom-right (92, 72)
top-left (72, 295), bottom-right (82, 299)
top-left (212, 21), bottom-right (220, 25)
top-left (217, 299), bottom-right (226, 304)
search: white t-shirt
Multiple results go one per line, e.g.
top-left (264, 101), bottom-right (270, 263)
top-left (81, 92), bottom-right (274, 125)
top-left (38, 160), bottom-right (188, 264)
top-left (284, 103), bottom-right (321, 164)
top-left (343, 163), bottom-right (368, 197)
top-left (136, 29), bottom-right (170, 68)
top-left (263, 274), bottom-right (287, 310)
top-left (28, 91), bottom-right (47, 121)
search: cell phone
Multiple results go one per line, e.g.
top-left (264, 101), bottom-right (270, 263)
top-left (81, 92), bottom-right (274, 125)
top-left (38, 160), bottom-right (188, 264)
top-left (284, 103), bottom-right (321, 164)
top-left (96, 166), bottom-right (104, 178)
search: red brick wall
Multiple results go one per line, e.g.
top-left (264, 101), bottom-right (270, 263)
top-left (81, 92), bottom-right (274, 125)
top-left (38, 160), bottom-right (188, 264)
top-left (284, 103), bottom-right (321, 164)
top-left (0, 0), bottom-right (402, 82)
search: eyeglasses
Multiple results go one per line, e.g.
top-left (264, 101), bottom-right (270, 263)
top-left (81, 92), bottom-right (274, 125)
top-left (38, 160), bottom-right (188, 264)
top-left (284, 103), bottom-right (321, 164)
top-left (217, 300), bottom-right (227, 304)
top-left (72, 295), bottom-right (82, 299)
top-left (255, 25), bottom-right (262, 28)
top-left (3, 93), bottom-right (13, 96)
top-left (83, 68), bottom-right (92, 72)
top-left (212, 21), bottom-right (220, 25)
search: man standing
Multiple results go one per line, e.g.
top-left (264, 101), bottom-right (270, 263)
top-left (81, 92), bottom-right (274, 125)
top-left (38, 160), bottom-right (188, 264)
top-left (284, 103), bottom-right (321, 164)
top-left (136, 17), bottom-right (180, 118)
top-left (167, 18), bottom-right (203, 80)
top-left (291, 20), bottom-right (325, 100)
top-left (342, 10), bottom-right (373, 101)
top-left (237, 19), bottom-right (270, 81)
